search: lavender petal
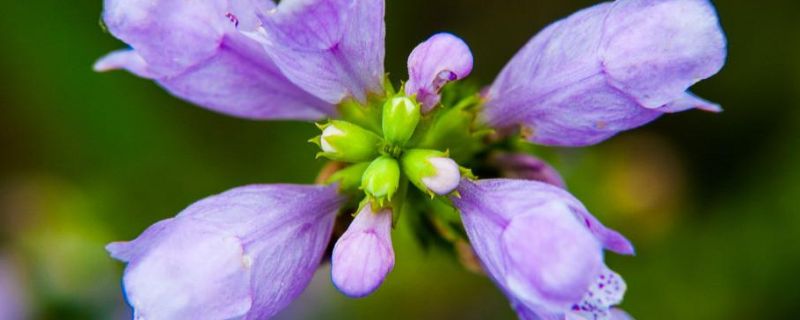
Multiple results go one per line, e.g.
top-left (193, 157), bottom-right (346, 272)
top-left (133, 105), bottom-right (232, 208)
top-left (484, 0), bottom-right (726, 146)
top-left (107, 184), bottom-right (343, 319)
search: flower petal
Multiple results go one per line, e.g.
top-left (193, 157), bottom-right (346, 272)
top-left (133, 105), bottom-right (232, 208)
top-left (658, 91), bottom-right (722, 113)
top-left (158, 38), bottom-right (334, 120)
top-left (93, 49), bottom-right (154, 78)
top-left (405, 33), bottom-right (473, 111)
top-left (484, 0), bottom-right (726, 146)
top-left (331, 204), bottom-right (394, 297)
top-left (601, 0), bottom-right (726, 108)
top-left (502, 204), bottom-right (603, 312)
top-left (490, 152), bottom-right (566, 188)
top-left (117, 217), bottom-right (253, 320)
top-left (101, 0), bottom-right (228, 77)
top-left (108, 184), bottom-right (343, 320)
top-left (452, 179), bottom-right (632, 317)
top-left (609, 308), bottom-right (635, 320)
top-left (250, 0), bottom-right (386, 103)
top-left (568, 266), bottom-right (627, 320)
top-left (98, 0), bottom-right (333, 120)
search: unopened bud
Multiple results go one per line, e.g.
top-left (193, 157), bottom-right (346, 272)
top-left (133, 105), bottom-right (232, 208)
top-left (361, 156), bottom-right (401, 205)
top-left (314, 120), bottom-right (382, 162)
top-left (382, 96), bottom-right (420, 146)
top-left (401, 149), bottom-right (461, 196)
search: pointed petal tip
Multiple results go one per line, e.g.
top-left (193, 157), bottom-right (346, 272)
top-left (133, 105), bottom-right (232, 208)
top-left (657, 92), bottom-right (722, 114)
top-left (614, 239), bottom-right (636, 256)
top-left (94, 50), bottom-right (153, 78)
top-left (106, 241), bottom-right (131, 262)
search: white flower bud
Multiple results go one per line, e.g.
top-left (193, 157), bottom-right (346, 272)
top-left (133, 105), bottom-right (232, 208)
top-left (320, 124), bottom-right (344, 153)
top-left (421, 157), bottom-right (461, 195)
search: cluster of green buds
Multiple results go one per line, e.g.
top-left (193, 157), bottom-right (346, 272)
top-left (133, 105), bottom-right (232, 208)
top-left (312, 94), bottom-right (467, 210)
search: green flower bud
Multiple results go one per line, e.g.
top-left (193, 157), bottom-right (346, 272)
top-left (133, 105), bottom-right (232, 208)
top-left (314, 120), bottom-right (382, 162)
top-left (401, 149), bottom-right (461, 196)
top-left (382, 96), bottom-right (420, 146)
top-left (361, 156), bottom-right (401, 206)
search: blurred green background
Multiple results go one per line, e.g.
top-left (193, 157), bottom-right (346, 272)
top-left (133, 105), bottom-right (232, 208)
top-left (1, 0), bottom-right (798, 319)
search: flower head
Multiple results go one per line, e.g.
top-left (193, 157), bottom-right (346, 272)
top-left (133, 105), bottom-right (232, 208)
top-left (99, 0), bottom-right (726, 318)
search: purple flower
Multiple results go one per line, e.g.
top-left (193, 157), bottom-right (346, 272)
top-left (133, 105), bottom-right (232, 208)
top-left (453, 179), bottom-right (633, 319)
top-left (405, 33), bottom-right (473, 112)
top-left (483, 0), bottom-right (726, 146)
top-left (107, 185), bottom-right (343, 319)
top-left (98, 0), bottom-right (726, 318)
top-left (331, 203), bottom-right (394, 297)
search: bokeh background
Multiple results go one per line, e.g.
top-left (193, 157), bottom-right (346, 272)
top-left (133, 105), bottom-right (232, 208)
top-left (1, 0), bottom-right (799, 319)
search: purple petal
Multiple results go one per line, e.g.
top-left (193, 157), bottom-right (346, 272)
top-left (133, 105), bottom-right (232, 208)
top-left (405, 33), bottom-right (473, 111)
top-left (93, 50), bottom-right (154, 78)
top-left (601, 0), bottom-right (726, 109)
top-left (490, 152), bottom-right (566, 188)
top-left (569, 204), bottom-right (635, 256)
top-left (97, 0), bottom-right (334, 120)
top-left (101, 0), bottom-right (228, 77)
top-left (484, 0), bottom-right (726, 147)
top-left (452, 179), bottom-right (632, 316)
top-left (502, 205), bottom-right (603, 311)
top-left (331, 203), bottom-right (394, 297)
top-left (609, 308), bottom-right (636, 320)
top-left (107, 184), bottom-right (343, 320)
top-left (658, 91), bottom-right (722, 113)
top-left (250, 0), bottom-right (386, 104)
top-left (567, 266), bottom-right (628, 320)
top-left (116, 218), bottom-right (252, 320)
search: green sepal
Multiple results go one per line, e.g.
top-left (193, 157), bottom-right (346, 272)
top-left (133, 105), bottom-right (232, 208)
top-left (337, 98), bottom-right (383, 134)
top-left (382, 96), bottom-right (421, 146)
top-left (326, 162), bottom-right (371, 193)
top-left (361, 155), bottom-right (401, 207)
top-left (459, 166), bottom-right (476, 180)
top-left (317, 120), bottom-right (382, 163)
top-left (389, 177), bottom-right (409, 227)
top-left (383, 74), bottom-right (396, 96)
top-left (412, 94), bottom-right (485, 162)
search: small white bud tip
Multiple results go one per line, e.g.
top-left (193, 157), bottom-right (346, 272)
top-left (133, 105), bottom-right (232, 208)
top-left (391, 96), bottom-right (416, 113)
top-left (321, 125), bottom-right (344, 153)
top-left (421, 157), bottom-right (461, 195)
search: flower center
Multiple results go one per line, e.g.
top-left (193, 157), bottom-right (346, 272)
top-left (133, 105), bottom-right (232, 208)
top-left (311, 81), bottom-right (483, 211)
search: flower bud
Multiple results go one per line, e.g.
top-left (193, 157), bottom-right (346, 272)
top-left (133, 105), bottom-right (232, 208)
top-left (361, 156), bottom-right (401, 205)
top-left (382, 96), bottom-right (420, 145)
top-left (315, 120), bottom-right (382, 162)
top-left (331, 203), bottom-right (394, 298)
top-left (401, 149), bottom-right (461, 196)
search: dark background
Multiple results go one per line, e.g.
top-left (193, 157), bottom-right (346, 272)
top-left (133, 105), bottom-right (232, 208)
top-left (1, 1), bottom-right (798, 319)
